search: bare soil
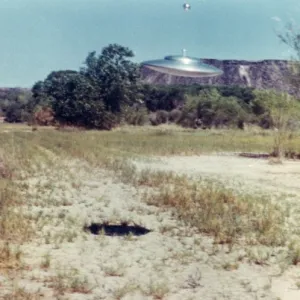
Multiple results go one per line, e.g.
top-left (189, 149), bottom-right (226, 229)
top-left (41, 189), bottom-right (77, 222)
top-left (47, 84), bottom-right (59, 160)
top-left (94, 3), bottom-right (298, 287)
top-left (132, 154), bottom-right (300, 196)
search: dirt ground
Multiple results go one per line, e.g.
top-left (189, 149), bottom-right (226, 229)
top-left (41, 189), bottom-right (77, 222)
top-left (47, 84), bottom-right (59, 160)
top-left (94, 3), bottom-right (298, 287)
top-left (2, 154), bottom-right (300, 300)
top-left (132, 154), bottom-right (300, 300)
top-left (133, 154), bottom-right (300, 195)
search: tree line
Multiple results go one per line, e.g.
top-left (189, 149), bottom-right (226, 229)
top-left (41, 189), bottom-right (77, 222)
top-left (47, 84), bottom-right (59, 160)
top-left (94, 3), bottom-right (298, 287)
top-left (0, 40), bottom-right (299, 130)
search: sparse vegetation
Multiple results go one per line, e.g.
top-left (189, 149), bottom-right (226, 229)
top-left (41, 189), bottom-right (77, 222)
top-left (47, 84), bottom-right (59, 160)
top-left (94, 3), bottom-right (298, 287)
top-left (0, 133), bottom-right (32, 274)
top-left (185, 267), bottom-right (203, 288)
top-left (142, 279), bottom-right (170, 299)
top-left (2, 288), bottom-right (42, 300)
top-left (40, 252), bottom-right (51, 269)
top-left (47, 269), bottom-right (92, 296)
top-left (113, 283), bottom-right (138, 300)
top-left (1, 123), bottom-right (300, 298)
top-left (145, 177), bottom-right (286, 246)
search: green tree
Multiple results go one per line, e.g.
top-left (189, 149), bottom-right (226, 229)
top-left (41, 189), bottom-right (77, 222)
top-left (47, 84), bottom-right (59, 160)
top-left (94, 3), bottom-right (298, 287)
top-left (141, 84), bottom-right (186, 111)
top-left (31, 70), bottom-right (116, 129)
top-left (80, 44), bottom-right (141, 113)
top-left (277, 22), bottom-right (300, 92)
top-left (30, 44), bottom-right (141, 129)
top-left (4, 90), bottom-right (32, 123)
top-left (275, 24), bottom-right (300, 157)
top-left (180, 89), bottom-right (247, 128)
top-left (253, 90), bottom-right (300, 158)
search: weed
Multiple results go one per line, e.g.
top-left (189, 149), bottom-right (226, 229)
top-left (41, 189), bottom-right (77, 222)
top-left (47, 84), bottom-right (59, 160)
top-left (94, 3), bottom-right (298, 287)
top-left (113, 283), bottom-right (138, 300)
top-left (40, 253), bottom-right (51, 269)
top-left (47, 269), bottom-right (92, 296)
top-left (103, 263), bottom-right (125, 277)
top-left (288, 241), bottom-right (300, 265)
top-left (222, 262), bottom-right (239, 271)
top-left (2, 287), bottom-right (42, 300)
top-left (69, 276), bottom-right (92, 294)
top-left (143, 279), bottom-right (170, 300)
top-left (185, 267), bottom-right (203, 288)
top-left (0, 242), bottom-right (23, 271)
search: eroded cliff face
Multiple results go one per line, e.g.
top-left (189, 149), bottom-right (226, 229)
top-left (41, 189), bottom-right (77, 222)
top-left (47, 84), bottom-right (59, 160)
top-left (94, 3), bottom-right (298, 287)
top-left (141, 59), bottom-right (299, 96)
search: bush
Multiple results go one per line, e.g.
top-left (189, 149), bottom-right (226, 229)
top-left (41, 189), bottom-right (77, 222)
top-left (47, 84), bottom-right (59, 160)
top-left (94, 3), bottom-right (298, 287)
top-left (142, 84), bottom-right (185, 112)
top-left (155, 110), bottom-right (169, 124)
top-left (4, 103), bottom-right (24, 123)
top-left (33, 107), bottom-right (55, 126)
top-left (169, 109), bottom-right (182, 123)
top-left (253, 90), bottom-right (300, 158)
top-left (178, 111), bottom-right (198, 128)
top-left (149, 113), bottom-right (158, 126)
top-left (177, 90), bottom-right (249, 129)
top-left (210, 97), bottom-right (248, 128)
top-left (122, 105), bottom-right (148, 126)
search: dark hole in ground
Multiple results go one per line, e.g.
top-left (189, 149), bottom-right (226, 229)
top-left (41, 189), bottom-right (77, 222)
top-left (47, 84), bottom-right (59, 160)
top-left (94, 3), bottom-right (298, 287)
top-left (84, 223), bottom-right (152, 236)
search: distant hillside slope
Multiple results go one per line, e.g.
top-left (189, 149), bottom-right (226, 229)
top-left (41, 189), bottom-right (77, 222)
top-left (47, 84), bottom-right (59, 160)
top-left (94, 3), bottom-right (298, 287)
top-left (0, 59), bottom-right (297, 99)
top-left (141, 59), bottom-right (299, 97)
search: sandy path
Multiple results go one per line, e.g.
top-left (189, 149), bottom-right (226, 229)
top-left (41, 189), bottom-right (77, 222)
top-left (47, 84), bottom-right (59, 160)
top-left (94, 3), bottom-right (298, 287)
top-left (132, 155), bottom-right (300, 196)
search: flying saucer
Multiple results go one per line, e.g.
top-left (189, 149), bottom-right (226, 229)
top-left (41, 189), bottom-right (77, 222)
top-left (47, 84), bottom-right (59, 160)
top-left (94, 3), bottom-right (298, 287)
top-left (183, 3), bottom-right (191, 11)
top-left (142, 51), bottom-right (223, 78)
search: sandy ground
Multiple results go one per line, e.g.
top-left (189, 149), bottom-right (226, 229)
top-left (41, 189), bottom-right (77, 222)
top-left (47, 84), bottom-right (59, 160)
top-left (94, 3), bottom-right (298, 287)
top-left (1, 154), bottom-right (300, 299)
top-left (132, 155), bottom-right (300, 196)
top-left (132, 155), bottom-right (300, 300)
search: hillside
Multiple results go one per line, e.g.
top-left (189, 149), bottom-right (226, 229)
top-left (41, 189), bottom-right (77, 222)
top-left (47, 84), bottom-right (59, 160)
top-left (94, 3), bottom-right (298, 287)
top-left (0, 59), bottom-right (297, 102)
top-left (141, 59), bottom-right (298, 97)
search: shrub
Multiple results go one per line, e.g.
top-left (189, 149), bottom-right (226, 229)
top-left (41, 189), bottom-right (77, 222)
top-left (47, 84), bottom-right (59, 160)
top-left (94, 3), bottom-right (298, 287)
top-left (33, 107), bottom-right (55, 126)
top-left (178, 111), bottom-right (198, 128)
top-left (4, 103), bottom-right (23, 123)
top-left (253, 90), bottom-right (300, 157)
top-left (210, 96), bottom-right (248, 128)
top-left (149, 113), bottom-right (158, 126)
top-left (122, 105), bottom-right (148, 126)
top-left (169, 109), bottom-right (182, 123)
top-left (178, 91), bottom-right (248, 129)
top-left (155, 110), bottom-right (169, 124)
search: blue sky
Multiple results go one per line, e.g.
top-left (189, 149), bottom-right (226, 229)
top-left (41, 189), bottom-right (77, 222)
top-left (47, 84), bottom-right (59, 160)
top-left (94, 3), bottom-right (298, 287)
top-left (0, 0), bottom-right (299, 87)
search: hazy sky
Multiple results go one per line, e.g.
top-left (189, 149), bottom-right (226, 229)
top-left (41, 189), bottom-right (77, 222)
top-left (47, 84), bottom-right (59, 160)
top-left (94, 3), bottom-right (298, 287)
top-left (0, 0), bottom-right (300, 87)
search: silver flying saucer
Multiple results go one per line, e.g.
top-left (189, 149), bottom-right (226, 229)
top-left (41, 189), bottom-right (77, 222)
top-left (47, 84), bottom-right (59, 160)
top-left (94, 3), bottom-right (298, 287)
top-left (183, 3), bottom-right (191, 11)
top-left (142, 50), bottom-right (223, 78)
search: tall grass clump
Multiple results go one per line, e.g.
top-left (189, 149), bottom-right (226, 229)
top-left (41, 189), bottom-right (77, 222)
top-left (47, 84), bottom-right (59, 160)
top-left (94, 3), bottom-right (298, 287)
top-left (146, 178), bottom-right (286, 247)
top-left (0, 133), bottom-right (32, 272)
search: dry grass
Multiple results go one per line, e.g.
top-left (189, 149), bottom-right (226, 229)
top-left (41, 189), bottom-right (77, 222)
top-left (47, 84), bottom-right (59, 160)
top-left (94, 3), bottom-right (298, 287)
top-left (144, 176), bottom-right (286, 247)
top-left (47, 269), bottom-right (92, 296)
top-left (2, 288), bottom-right (43, 300)
top-left (0, 125), bottom-right (295, 249)
top-left (0, 123), bottom-right (300, 298)
top-left (287, 241), bottom-right (300, 265)
top-left (7, 125), bottom-right (300, 160)
top-left (0, 132), bottom-right (33, 275)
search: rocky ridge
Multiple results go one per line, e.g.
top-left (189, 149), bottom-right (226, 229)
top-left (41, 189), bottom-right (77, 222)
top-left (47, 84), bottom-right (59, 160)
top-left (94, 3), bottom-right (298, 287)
top-left (141, 58), bottom-right (299, 97)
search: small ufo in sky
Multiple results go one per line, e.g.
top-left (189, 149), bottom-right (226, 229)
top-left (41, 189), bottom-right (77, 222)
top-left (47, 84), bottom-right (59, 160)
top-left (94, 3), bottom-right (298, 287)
top-left (142, 49), bottom-right (223, 78)
top-left (183, 3), bottom-right (191, 11)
